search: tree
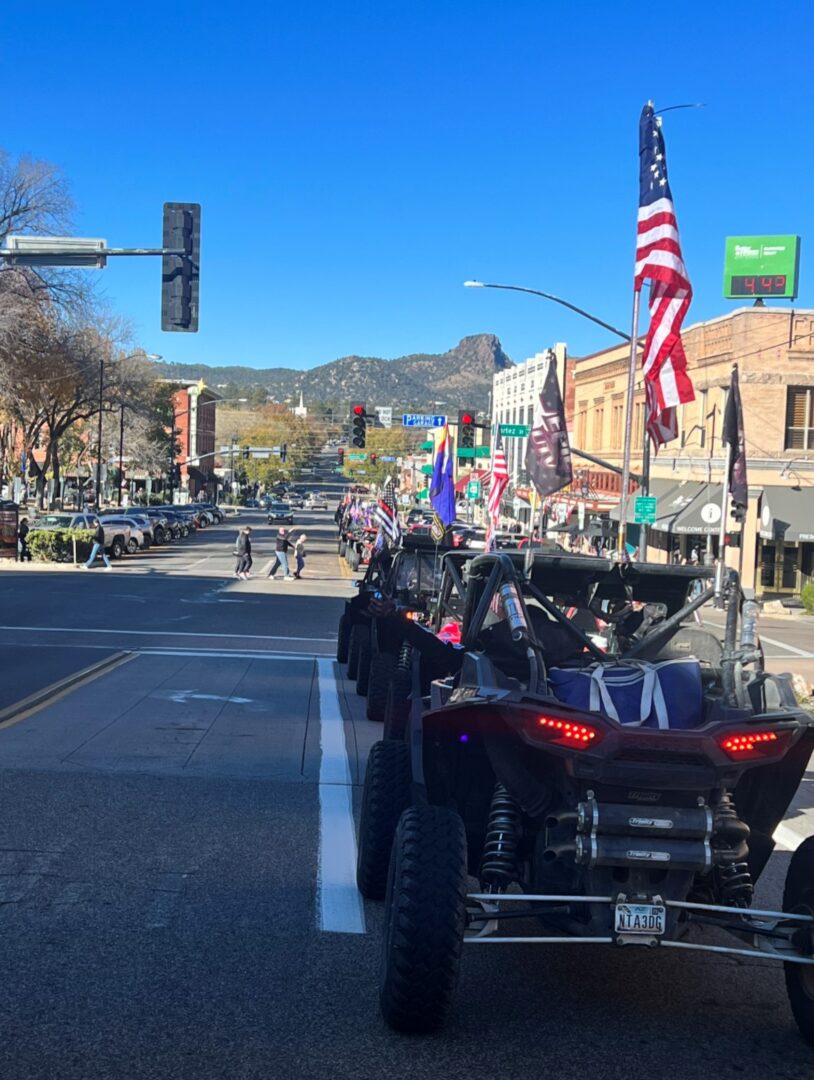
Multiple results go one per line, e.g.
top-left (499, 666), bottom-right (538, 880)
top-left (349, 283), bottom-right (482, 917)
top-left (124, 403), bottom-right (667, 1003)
top-left (343, 426), bottom-right (416, 487)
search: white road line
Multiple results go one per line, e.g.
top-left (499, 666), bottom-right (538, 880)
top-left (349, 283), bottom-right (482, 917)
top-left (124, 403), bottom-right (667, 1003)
top-left (774, 823), bottom-right (806, 852)
top-left (140, 648), bottom-right (330, 660)
top-left (757, 634), bottom-right (814, 659)
top-left (0, 625), bottom-right (336, 643)
top-left (317, 657), bottom-right (366, 935)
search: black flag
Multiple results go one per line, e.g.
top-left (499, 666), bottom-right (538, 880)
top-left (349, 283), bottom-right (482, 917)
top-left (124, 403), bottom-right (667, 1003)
top-left (525, 354), bottom-right (573, 498)
top-left (723, 364), bottom-right (748, 510)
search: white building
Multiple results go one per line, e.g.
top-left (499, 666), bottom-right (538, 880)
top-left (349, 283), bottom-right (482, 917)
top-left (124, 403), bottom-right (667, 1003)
top-left (491, 343), bottom-right (567, 485)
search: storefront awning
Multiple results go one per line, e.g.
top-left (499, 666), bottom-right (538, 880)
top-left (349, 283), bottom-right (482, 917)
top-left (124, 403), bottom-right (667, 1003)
top-left (610, 479), bottom-right (723, 533)
top-left (760, 486), bottom-right (814, 543)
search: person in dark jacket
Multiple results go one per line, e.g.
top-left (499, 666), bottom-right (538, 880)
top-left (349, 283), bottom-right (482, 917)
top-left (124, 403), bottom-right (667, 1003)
top-left (83, 521), bottom-right (111, 570)
top-left (268, 528), bottom-right (294, 580)
top-left (235, 526), bottom-right (253, 579)
top-left (17, 517), bottom-right (31, 562)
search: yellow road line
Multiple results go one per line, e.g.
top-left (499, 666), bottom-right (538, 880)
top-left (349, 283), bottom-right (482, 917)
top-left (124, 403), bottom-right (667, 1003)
top-left (0, 651), bottom-right (136, 731)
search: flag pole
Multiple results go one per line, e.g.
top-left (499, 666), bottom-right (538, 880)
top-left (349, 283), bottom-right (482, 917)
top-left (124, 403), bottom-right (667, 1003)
top-left (714, 385), bottom-right (733, 607)
top-left (616, 288), bottom-right (643, 558)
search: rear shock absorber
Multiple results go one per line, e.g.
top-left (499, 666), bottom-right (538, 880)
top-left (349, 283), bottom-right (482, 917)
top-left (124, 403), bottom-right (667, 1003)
top-left (480, 783), bottom-right (522, 890)
top-left (713, 790), bottom-right (753, 907)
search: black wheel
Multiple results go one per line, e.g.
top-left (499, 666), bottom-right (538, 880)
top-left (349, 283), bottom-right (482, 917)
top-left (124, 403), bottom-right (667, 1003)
top-left (366, 653), bottom-right (396, 723)
top-left (356, 637), bottom-right (372, 696)
top-left (356, 740), bottom-right (411, 899)
top-left (347, 624), bottom-right (368, 680)
top-left (154, 527), bottom-right (166, 544)
top-left (383, 664), bottom-right (413, 740)
top-left (783, 836), bottom-right (814, 1046)
top-left (126, 538), bottom-right (139, 554)
top-left (336, 613), bottom-right (351, 663)
top-left (379, 805), bottom-right (468, 1033)
top-left (110, 539), bottom-right (125, 559)
top-left (349, 546), bottom-right (361, 571)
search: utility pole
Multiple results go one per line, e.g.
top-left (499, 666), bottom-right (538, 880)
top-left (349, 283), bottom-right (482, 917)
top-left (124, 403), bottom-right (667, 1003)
top-left (118, 403), bottom-right (125, 507)
top-left (95, 356), bottom-right (105, 511)
top-left (168, 407), bottom-right (176, 503)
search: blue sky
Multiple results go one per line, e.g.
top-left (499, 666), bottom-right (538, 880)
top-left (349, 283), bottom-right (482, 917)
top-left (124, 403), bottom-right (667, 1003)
top-left (5, 1), bottom-right (814, 371)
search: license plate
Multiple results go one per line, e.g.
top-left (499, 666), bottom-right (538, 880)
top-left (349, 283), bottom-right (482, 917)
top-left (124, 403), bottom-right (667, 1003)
top-left (614, 902), bottom-right (666, 935)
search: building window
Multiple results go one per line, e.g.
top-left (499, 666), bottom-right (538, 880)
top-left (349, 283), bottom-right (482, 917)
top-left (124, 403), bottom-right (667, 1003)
top-left (785, 387), bottom-right (814, 450)
top-left (576, 401), bottom-right (587, 446)
top-left (592, 406), bottom-right (605, 449)
top-left (611, 402), bottom-right (624, 449)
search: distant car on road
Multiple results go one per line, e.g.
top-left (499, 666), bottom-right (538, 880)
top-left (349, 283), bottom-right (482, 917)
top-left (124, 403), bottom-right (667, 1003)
top-left (306, 494), bottom-right (328, 510)
top-left (267, 502), bottom-right (295, 525)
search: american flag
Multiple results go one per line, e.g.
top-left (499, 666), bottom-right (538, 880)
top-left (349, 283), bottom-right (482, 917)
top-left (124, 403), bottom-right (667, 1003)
top-left (486, 429), bottom-right (509, 524)
top-left (374, 476), bottom-right (401, 543)
top-left (635, 103), bottom-right (694, 447)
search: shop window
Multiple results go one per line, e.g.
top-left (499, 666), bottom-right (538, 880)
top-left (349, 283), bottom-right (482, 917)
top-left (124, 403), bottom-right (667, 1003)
top-left (785, 387), bottom-right (814, 450)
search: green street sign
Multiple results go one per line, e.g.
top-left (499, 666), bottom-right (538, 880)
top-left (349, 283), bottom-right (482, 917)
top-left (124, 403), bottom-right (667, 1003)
top-left (458, 446), bottom-right (491, 458)
top-left (466, 480), bottom-right (481, 500)
top-left (419, 441), bottom-right (434, 452)
top-left (348, 452), bottom-right (368, 461)
top-left (474, 446), bottom-right (490, 457)
top-left (634, 496), bottom-right (657, 524)
top-left (723, 235), bottom-right (800, 300)
top-left (499, 424), bottom-right (530, 437)
top-left (420, 464), bottom-right (434, 475)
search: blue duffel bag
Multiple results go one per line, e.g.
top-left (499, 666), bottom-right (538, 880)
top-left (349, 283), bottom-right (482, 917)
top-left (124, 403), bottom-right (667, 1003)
top-left (547, 659), bottom-right (704, 730)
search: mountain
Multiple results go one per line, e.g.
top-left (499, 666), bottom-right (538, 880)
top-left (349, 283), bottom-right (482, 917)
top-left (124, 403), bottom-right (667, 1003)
top-left (155, 334), bottom-right (512, 411)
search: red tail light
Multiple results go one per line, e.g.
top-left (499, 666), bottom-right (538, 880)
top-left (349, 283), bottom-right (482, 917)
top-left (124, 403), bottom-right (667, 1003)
top-left (718, 728), bottom-right (791, 761)
top-left (531, 713), bottom-right (604, 751)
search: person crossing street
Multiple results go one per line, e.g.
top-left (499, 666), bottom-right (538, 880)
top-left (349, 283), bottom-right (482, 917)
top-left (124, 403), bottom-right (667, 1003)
top-left (268, 528), bottom-right (295, 580)
top-left (83, 520), bottom-right (112, 570)
top-left (293, 533), bottom-right (307, 578)
top-left (234, 526), bottom-right (253, 579)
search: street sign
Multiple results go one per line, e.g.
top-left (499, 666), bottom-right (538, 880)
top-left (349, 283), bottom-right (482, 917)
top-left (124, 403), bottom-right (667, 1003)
top-left (380, 455), bottom-right (397, 462)
top-left (634, 496), bottom-right (657, 524)
top-left (466, 480), bottom-right (481, 500)
top-left (457, 446), bottom-right (491, 459)
top-left (499, 424), bottom-right (530, 437)
top-left (474, 446), bottom-right (490, 458)
top-left (723, 235), bottom-right (800, 300)
top-left (420, 464), bottom-right (434, 475)
top-left (419, 441), bottom-right (434, 451)
top-left (348, 452), bottom-right (368, 461)
top-left (4, 235), bottom-right (107, 268)
top-left (375, 406), bottom-right (393, 428)
top-left (402, 414), bottom-right (447, 428)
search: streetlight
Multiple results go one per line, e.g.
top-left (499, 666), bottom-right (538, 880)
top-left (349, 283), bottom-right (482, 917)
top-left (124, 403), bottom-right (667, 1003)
top-left (96, 350), bottom-right (162, 511)
top-left (168, 395), bottom-right (247, 504)
top-left (463, 280), bottom-right (631, 343)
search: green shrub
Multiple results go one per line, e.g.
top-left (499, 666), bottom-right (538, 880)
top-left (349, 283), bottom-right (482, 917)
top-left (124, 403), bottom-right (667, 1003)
top-left (27, 528), bottom-right (95, 563)
top-left (801, 583), bottom-right (814, 614)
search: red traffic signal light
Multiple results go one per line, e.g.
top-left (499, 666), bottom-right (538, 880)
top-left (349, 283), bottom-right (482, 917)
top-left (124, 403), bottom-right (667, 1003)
top-left (458, 409), bottom-right (476, 449)
top-left (353, 404), bottom-right (365, 415)
top-left (350, 403), bottom-right (367, 448)
top-left (461, 413), bottom-right (474, 425)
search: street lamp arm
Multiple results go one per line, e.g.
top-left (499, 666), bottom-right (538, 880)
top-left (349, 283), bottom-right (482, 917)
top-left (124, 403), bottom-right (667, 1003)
top-left (464, 281), bottom-right (632, 343)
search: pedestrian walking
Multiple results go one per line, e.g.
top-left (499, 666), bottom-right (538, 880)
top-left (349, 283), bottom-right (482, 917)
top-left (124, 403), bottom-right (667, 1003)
top-left (83, 520), bottom-right (111, 570)
top-left (17, 517), bottom-right (31, 562)
top-left (268, 528), bottom-right (295, 580)
top-left (234, 526), bottom-right (253, 579)
top-left (293, 533), bottom-right (307, 578)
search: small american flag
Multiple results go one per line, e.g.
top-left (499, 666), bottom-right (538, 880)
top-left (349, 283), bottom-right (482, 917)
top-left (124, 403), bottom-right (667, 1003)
top-left (486, 429), bottom-right (509, 524)
top-left (636, 103), bottom-right (694, 447)
top-left (374, 476), bottom-right (401, 543)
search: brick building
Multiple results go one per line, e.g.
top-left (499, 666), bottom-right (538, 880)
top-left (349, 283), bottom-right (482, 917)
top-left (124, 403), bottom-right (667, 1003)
top-left (166, 381), bottom-right (220, 499)
top-left (570, 305), bottom-right (814, 596)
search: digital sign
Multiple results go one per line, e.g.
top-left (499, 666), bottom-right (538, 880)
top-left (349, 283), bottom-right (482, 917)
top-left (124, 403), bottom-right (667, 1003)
top-left (724, 235), bottom-right (800, 300)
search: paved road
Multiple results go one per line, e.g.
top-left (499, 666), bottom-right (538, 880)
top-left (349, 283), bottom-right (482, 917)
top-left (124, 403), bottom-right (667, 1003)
top-left (1, 512), bottom-right (813, 1078)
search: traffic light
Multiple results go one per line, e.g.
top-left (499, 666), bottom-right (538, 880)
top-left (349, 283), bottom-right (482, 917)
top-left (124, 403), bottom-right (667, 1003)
top-left (161, 202), bottom-right (201, 332)
top-left (338, 447), bottom-right (345, 465)
top-left (242, 446), bottom-right (250, 460)
top-left (369, 452), bottom-right (378, 465)
top-left (731, 501), bottom-right (746, 524)
top-left (458, 409), bottom-right (476, 449)
top-left (280, 443), bottom-right (287, 464)
top-left (351, 403), bottom-right (366, 448)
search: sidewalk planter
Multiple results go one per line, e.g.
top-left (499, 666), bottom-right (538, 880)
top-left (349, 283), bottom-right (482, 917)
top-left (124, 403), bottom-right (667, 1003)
top-left (27, 528), bottom-right (95, 563)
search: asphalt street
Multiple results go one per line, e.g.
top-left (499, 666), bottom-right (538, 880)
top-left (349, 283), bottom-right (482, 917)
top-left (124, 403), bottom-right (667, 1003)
top-left (0, 510), bottom-right (813, 1079)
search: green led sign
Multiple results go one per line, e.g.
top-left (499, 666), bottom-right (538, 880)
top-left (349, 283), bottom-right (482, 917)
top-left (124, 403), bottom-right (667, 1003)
top-left (723, 235), bottom-right (800, 300)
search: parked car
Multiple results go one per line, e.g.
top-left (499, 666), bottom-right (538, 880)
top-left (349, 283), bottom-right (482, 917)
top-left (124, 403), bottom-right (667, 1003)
top-left (100, 515), bottom-right (147, 552)
top-left (34, 512), bottom-right (131, 558)
top-left (267, 502), bottom-right (295, 525)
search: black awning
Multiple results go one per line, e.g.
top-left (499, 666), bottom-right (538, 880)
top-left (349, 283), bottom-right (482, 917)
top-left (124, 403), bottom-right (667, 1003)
top-left (760, 485), bottom-right (814, 543)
